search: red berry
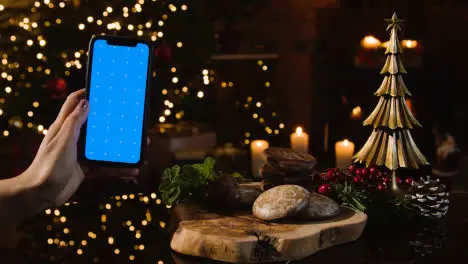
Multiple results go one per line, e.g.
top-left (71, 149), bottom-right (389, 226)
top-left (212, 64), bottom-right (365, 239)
top-left (361, 168), bottom-right (369, 177)
top-left (318, 184), bottom-right (330, 194)
top-left (355, 168), bottom-right (362, 176)
top-left (353, 176), bottom-right (361, 183)
top-left (377, 184), bottom-right (385, 191)
top-left (348, 165), bottom-right (355, 173)
top-left (369, 167), bottom-right (376, 175)
top-left (326, 170), bottom-right (334, 179)
top-left (383, 176), bottom-right (390, 184)
top-left (396, 177), bottom-right (402, 184)
top-left (405, 178), bottom-right (413, 185)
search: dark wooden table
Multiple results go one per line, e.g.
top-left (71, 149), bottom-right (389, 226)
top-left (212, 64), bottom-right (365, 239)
top-left (1, 178), bottom-right (467, 264)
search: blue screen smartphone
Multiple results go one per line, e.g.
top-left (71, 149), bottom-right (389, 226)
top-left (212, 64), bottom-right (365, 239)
top-left (80, 35), bottom-right (152, 167)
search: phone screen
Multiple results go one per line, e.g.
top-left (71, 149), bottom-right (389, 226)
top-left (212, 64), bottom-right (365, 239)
top-left (84, 39), bottom-right (150, 164)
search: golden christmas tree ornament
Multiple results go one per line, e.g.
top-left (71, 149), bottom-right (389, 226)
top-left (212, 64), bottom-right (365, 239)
top-left (354, 13), bottom-right (429, 191)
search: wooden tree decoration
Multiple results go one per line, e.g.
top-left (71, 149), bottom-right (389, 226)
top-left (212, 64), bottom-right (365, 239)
top-left (353, 13), bottom-right (429, 190)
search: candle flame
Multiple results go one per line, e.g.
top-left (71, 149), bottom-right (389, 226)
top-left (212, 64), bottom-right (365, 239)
top-left (256, 141), bottom-right (264, 147)
top-left (296, 126), bottom-right (303, 135)
top-left (343, 139), bottom-right (349, 146)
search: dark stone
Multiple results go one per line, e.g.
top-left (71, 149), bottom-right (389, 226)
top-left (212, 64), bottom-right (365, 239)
top-left (297, 193), bottom-right (341, 220)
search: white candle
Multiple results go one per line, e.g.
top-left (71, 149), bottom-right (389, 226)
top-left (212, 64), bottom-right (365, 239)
top-left (290, 127), bottom-right (309, 153)
top-left (335, 139), bottom-right (355, 169)
top-left (251, 140), bottom-right (269, 179)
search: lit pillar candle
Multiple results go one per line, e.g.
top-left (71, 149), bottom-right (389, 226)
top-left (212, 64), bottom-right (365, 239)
top-left (335, 139), bottom-right (355, 169)
top-left (290, 127), bottom-right (309, 153)
top-left (250, 140), bottom-right (269, 179)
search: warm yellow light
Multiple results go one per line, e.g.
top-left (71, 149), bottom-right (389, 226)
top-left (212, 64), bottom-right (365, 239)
top-left (81, 240), bottom-right (87, 246)
top-left (54, 209), bottom-right (60, 216)
top-left (361, 35), bottom-right (381, 49)
top-left (265, 81), bottom-right (271, 87)
top-left (279, 123), bottom-right (285, 129)
top-left (27, 39), bottom-right (34, 46)
top-left (97, 20), bottom-right (102, 25)
top-left (137, 30), bottom-right (143, 36)
top-left (106, 6), bottom-right (113, 13)
top-left (158, 20), bottom-right (164, 26)
top-left (59, 2), bottom-right (65, 8)
top-left (108, 237), bottom-right (114, 245)
top-left (182, 86), bottom-right (188, 93)
top-left (262, 65), bottom-right (268, 71)
top-left (33, 101), bottom-right (39, 107)
top-left (176, 42), bottom-right (183, 48)
top-left (3, 130), bottom-right (9, 137)
top-left (34, 2), bottom-right (40, 7)
top-left (10, 35), bottom-right (16, 41)
top-left (6, 75), bottom-right (12, 81)
top-left (38, 125), bottom-right (44, 132)
top-left (161, 89), bottom-right (168, 95)
top-left (27, 111), bottom-right (34, 117)
top-left (0, 109), bottom-right (3, 116)
top-left (402, 39), bottom-right (418, 49)
top-left (157, 31), bottom-right (163, 37)
top-left (127, 24), bottom-right (134, 31)
top-left (60, 216), bottom-right (66, 222)
top-left (159, 116), bottom-right (166, 123)
top-left (44, 0), bottom-right (50, 4)
top-left (105, 203), bottom-right (111, 210)
top-left (256, 102), bottom-right (262, 108)
top-left (141, 220), bottom-right (148, 226)
top-left (87, 16), bottom-right (94, 23)
top-left (197, 91), bottom-right (204, 98)
top-left (343, 139), bottom-right (350, 146)
top-left (129, 255), bottom-right (135, 261)
top-left (77, 249), bottom-right (83, 255)
top-left (151, 36), bottom-right (157, 41)
top-left (164, 109), bottom-right (171, 116)
top-left (123, 6), bottom-right (129, 12)
top-left (32, 22), bottom-right (38, 28)
top-left (39, 39), bottom-right (46, 46)
top-left (181, 5), bottom-right (188, 11)
top-left (351, 106), bottom-right (362, 119)
top-left (253, 113), bottom-right (258, 119)
top-left (45, 68), bottom-right (51, 74)
top-left (78, 23), bottom-right (85, 30)
top-left (5, 87), bottom-right (12, 93)
top-left (169, 4), bottom-right (177, 12)
top-left (47, 238), bottom-right (53, 245)
top-left (172, 77), bottom-right (178, 83)
top-left (202, 69), bottom-right (209, 75)
top-left (145, 21), bottom-right (152, 28)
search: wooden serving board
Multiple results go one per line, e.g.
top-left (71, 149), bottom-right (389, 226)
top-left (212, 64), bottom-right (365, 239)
top-left (169, 185), bottom-right (367, 263)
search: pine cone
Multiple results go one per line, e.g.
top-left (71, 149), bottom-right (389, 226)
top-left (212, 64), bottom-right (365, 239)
top-left (409, 220), bottom-right (448, 257)
top-left (405, 176), bottom-right (449, 219)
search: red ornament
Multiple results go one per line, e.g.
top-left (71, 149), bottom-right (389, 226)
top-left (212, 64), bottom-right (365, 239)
top-left (369, 167), bottom-right (376, 175)
top-left (361, 168), bottom-right (369, 177)
top-left (353, 176), bottom-right (362, 183)
top-left (318, 184), bottom-right (330, 194)
top-left (377, 184), bottom-right (385, 191)
top-left (355, 168), bottom-right (362, 176)
top-left (47, 77), bottom-right (68, 99)
top-left (325, 170), bottom-right (334, 180)
top-left (348, 165), bottom-right (355, 173)
top-left (405, 178), bottom-right (413, 185)
top-left (154, 43), bottom-right (173, 61)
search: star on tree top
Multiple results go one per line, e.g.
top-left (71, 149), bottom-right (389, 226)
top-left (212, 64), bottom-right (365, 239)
top-left (385, 13), bottom-right (405, 31)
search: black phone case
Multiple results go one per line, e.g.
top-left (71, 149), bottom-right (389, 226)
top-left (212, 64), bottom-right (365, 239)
top-left (78, 35), bottom-right (153, 168)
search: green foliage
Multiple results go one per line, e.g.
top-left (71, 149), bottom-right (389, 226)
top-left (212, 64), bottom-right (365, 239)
top-left (159, 157), bottom-right (249, 205)
top-left (330, 182), bottom-right (367, 212)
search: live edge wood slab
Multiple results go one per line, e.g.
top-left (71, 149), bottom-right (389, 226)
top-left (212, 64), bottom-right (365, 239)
top-left (169, 185), bottom-right (368, 263)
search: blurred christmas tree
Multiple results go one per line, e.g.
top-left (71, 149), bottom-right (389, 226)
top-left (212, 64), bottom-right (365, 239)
top-left (0, 0), bottom-right (214, 137)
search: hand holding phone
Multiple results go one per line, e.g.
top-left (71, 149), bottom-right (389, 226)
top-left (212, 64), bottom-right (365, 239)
top-left (80, 35), bottom-right (152, 167)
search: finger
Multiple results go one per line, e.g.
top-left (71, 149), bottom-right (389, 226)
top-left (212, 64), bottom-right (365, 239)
top-left (46, 89), bottom-right (86, 141)
top-left (58, 99), bottom-right (89, 144)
